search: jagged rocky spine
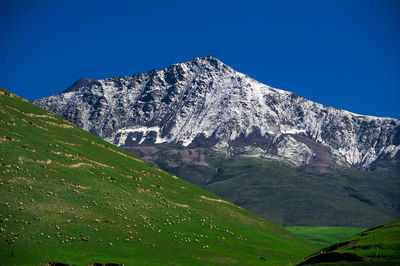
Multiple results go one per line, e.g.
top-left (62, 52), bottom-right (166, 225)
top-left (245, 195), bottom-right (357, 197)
top-left (33, 56), bottom-right (400, 168)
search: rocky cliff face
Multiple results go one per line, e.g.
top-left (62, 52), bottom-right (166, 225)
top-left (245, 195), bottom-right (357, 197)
top-left (33, 56), bottom-right (400, 168)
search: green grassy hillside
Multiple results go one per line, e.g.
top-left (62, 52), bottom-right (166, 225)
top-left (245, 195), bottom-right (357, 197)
top-left (298, 219), bottom-right (400, 265)
top-left (128, 146), bottom-right (400, 227)
top-left (285, 226), bottom-right (365, 248)
top-left (0, 88), bottom-right (317, 265)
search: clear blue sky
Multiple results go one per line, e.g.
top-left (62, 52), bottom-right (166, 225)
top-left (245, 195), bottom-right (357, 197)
top-left (1, 0), bottom-right (399, 118)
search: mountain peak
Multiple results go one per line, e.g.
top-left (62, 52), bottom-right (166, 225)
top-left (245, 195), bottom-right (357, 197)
top-left (196, 55), bottom-right (222, 62)
top-left (186, 56), bottom-right (228, 70)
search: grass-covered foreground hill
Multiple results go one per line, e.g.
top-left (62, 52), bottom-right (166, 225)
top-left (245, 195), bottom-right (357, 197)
top-left (298, 219), bottom-right (400, 265)
top-left (0, 87), bottom-right (316, 265)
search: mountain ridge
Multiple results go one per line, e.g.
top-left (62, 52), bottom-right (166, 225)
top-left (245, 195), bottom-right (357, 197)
top-left (33, 56), bottom-right (400, 169)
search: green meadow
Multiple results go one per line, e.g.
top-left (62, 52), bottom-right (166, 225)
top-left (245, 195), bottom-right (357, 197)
top-left (285, 226), bottom-right (365, 248)
top-left (0, 88), bottom-right (317, 265)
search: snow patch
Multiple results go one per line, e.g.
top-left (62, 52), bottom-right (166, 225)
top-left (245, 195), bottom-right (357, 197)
top-left (110, 126), bottom-right (167, 146)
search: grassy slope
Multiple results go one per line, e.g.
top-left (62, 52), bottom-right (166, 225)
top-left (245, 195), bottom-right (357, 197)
top-left (0, 88), bottom-right (317, 265)
top-left (146, 147), bottom-right (400, 228)
top-left (298, 219), bottom-right (400, 265)
top-left (284, 226), bottom-right (365, 248)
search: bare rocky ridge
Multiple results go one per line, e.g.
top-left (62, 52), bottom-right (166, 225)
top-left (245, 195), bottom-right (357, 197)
top-left (33, 56), bottom-right (400, 169)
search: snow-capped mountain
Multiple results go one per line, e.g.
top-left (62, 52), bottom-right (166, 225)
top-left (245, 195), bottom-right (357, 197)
top-left (33, 56), bottom-right (400, 168)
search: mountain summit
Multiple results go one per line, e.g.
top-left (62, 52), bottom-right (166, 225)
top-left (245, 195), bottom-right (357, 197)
top-left (33, 56), bottom-right (400, 168)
